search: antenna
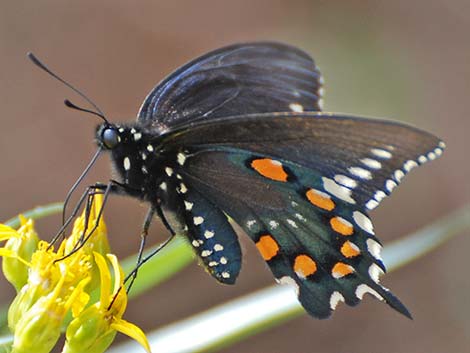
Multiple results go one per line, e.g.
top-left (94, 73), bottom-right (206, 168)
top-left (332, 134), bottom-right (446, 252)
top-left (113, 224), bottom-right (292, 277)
top-left (64, 99), bottom-right (109, 124)
top-left (27, 52), bottom-right (107, 122)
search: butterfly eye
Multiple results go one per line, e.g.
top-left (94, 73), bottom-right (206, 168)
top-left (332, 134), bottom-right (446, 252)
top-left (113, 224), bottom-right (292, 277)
top-left (101, 127), bottom-right (119, 149)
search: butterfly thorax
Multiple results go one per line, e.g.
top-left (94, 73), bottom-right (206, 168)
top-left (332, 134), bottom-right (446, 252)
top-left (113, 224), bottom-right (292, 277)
top-left (96, 123), bottom-right (171, 201)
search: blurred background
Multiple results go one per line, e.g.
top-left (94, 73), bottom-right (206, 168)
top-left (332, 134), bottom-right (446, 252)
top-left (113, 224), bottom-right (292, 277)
top-left (0, 1), bottom-right (469, 352)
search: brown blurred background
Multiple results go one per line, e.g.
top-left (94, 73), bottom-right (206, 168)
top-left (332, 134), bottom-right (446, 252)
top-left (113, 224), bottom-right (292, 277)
top-left (1, 1), bottom-right (469, 352)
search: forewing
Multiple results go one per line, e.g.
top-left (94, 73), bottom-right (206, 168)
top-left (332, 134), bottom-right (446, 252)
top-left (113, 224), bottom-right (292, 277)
top-left (162, 112), bottom-right (445, 210)
top-left (137, 42), bottom-right (322, 129)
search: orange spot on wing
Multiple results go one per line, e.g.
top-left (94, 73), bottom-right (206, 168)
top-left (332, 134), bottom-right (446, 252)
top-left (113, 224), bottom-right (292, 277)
top-left (306, 189), bottom-right (335, 211)
top-left (332, 262), bottom-right (355, 278)
top-left (251, 159), bottom-right (288, 182)
top-left (340, 241), bottom-right (361, 258)
top-left (330, 217), bottom-right (354, 236)
top-left (294, 254), bottom-right (317, 278)
top-left (256, 235), bottom-right (279, 261)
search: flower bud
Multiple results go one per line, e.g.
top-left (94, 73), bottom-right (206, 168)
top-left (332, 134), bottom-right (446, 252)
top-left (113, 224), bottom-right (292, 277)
top-left (62, 305), bottom-right (117, 353)
top-left (2, 217), bottom-right (39, 291)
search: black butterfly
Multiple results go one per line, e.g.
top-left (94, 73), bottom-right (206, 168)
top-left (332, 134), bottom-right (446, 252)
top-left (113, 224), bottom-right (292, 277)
top-left (50, 42), bottom-right (446, 319)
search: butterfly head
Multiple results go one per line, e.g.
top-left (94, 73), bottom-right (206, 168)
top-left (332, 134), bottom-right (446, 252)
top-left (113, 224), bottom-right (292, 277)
top-left (96, 124), bottom-right (147, 150)
top-left (97, 124), bottom-right (121, 150)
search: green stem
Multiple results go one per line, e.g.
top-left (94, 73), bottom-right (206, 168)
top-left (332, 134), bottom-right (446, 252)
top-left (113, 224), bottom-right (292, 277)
top-left (4, 203), bottom-right (64, 229)
top-left (120, 236), bottom-right (194, 298)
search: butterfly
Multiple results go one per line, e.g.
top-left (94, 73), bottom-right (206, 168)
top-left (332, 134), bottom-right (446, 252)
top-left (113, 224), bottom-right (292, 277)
top-left (89, 42), bottom-right (444, 319)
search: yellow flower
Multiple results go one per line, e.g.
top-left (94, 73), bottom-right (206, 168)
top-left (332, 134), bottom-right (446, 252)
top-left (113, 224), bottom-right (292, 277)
top-left (11, 274), bottom-right (90, 353)
top-left (63, 253), bottom-right (151, 353)
top-left (0, 195), bottom-right (149, 353)
top-left (63, 194), bottom-right (110, 292)
top-left (63, 194), bottom-right (110, 257)
top-left (1, 216), bottom-right (39, 291)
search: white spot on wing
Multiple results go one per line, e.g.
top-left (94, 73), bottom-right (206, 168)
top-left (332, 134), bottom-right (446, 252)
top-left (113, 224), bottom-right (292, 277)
top-left (374, 190), bottom-right (387, 202)
top-left (287, 219), bottom-right (298, 228)
top-left (165, 167), bottom-right (173, 176)
top-left (366, 238), bottom-right (382, 260)
top-left (289, 103), bottom-right (304, 112)
top-left (193, 216), bottom-right (204, 225)
top-left (179, 183), bottom-right (188, 194)
top-left (349, 167), bottom-right (372, 180)
top-left (277, 276), bottom-right (300, 296)
top-left (352, 211), bottom-right (374, 234)
top-left (191, 240), bottom-right (200, 247)
top-left (322, 177), bottom-right (356, 204)
top-left (204, 230), bottom-right (214, 239)
top-left (368, 263), bottom-right (384, 283)
top-left (269, 220), bottom-right (279, 229)
top-left (133, 132), bottom-right (142, 141)
top-left (356, 284), bottom-right (383, 300)
top-left (184, 201), bottom-right (193, 211)
top-left (177, 152), bottom-right (187, 166)
top-left (427, 151), bottom-right (436, 160)
top-left (147, 145), bottom-right (154, 152)
top-left (221, 272), bottom-right (230, 279)
top-left (201, 250), bottom-right (212, 257)
top-left (361, 158), bottom-right (382, 170)
top-left (404, 160), bottom-right (418, 172)
top-left (246, 220), bottom-right (256, 229)
top-left (418, 155), bottom-right (427, 164)
top-left (123, 157), bottom-right (131, 171)
top-left (159, 182), bottom-right (167, 191)
top-left (334, 174), bottom-right (357, 188)
top-left (371, 148), bottom-right (392, 159)
top-left (330, 291), bottom-right (345, 310)
top-left (366, 199), bottom-right (379, 210)
top-left (220, 257), bottom-right (228, 264)
top-left (385, 179), bottom-right (397, 193)
top-left (394, 170), bottom-right (405, 183)
top-left (214, 244), bottom-right (224, 251)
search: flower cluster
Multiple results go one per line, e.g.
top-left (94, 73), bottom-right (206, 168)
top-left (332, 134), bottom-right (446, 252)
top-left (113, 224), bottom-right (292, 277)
top-left (0, 195), bottom-right (150, 353)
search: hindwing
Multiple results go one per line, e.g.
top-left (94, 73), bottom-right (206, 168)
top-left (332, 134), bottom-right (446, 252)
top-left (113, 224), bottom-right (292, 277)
top-left (159, 113), bottom-right (444, 318)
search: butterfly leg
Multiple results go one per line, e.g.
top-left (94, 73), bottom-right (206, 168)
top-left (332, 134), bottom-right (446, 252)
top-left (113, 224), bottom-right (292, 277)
top-left (56, 179), bottom-right (133, 260)
top-left (125, 206), bottom-right (155, 292)
top-left (124, 203), bottom-right (178, 291)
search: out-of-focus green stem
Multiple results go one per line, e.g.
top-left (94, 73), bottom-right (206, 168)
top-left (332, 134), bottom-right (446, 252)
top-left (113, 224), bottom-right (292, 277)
top-left (4, 202), bottom-right (64, 228)
top-left (120, 236), bottom-right (194, 298)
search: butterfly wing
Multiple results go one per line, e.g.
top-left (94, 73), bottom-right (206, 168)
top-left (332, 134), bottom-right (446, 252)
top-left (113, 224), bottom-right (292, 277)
top-left (163, 112), bottom-right (445, 210)
top-left (160, 112), bottom-right (444, 318)
top-left (137, 42), bottom-right (323, 130)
